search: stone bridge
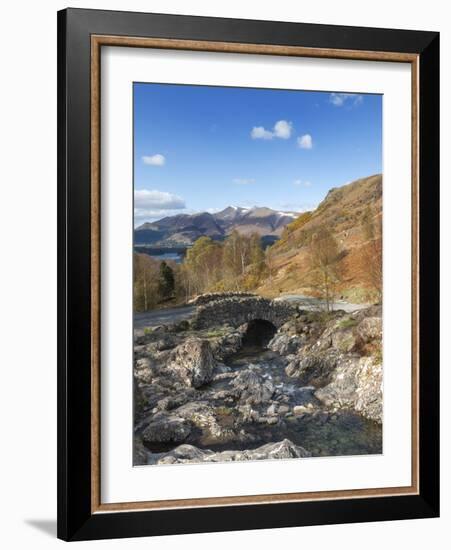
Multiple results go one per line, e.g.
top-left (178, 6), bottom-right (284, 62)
top-left (192, 296), bottom-right (297, 330)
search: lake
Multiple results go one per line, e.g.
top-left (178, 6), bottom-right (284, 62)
top-left (134, 246), bottom-right (186, 263)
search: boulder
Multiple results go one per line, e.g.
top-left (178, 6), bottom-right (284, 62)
top-left (231, 368), bottom-right (275, 405)
top-left (314, 356), bottom-right (382, 423)
top-left (285, 352), bottom-right (338, 387)
top-left (168, 338), bottom-right (216, 387)
top-left (133, 437), bottom-right (149, 465)
top-left (268, 332), bottom-right (304, 355)
top-left (153, 334), bottom-right (177, 351)
top-left (211, 330), bottom-right (243, 361)
top-left (141, 413), bottom-right (191, 445)
top-left (174, 401), bottom-right (232, 442)
top-left (157, 439), bottom-right (311, 464)
top-left (134, 357), bottom-right (154, 384)
top-left (331, 329), bottom-right (357, 353)
top-left (356, 316), bottom-right (382, 343)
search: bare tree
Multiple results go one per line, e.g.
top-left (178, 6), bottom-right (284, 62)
top-left (309, 226), bottom-right (341, 312)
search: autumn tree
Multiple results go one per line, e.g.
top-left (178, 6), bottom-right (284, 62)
top-left (361, 206), bottom-right (382, 303)
top-left (185, 236), bottom-right (223, 294)
top-left (241, 233), bottom-right (266, 289)
top-left (133, 253), bottom-right (160, 311)
top-left (222, 231), bottom-right (243, 288)
top-left (309, 226), bottom-right (341, 312)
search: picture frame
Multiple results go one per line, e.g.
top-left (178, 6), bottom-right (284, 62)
top-left (57, 7), bottom-right (439, 541)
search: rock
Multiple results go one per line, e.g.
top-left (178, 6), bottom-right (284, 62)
top-left (353, 304), bottom-right (382, 322)
top-left (154, 334), bottom-right (177, 351)
top-left (285, 360), bottom-right (300, 377)
top-left (293, 405), bottom-right (311, 415)
top-left (134, 357), bottom-right (154, 384)
top-left (237, 404), bottom-right (263, 423)
top-left (231, 368), bottom-right (275, 405)
top-left (133, 436), bottom-right (149, 465)
top-left (155, 390), bottom-right (196, 412)
top-left (331, 329), bottom-right (357, 353)
top-left (356, 316), bottom-right (382, 343)
top-left (135, 325), bottom-right (168, 346)
top-left (211, 331), bottom-right (243, 361)
top-left (268, 333), bottom-right (304, 355)
top-left (266, 403), bottom-right (278, 416)
top-left (168, 338), bottom-right (216, 387)
top-left (314, 356), bottom-right (382, 423)
top-left (142, 413), bottom-right (191, 445)
top-left (157, 439), bottom-right (311, 464)
top-left (174, 401), bottom-right (232, 441)
top-left (285, 353), bottom-right (338, 387)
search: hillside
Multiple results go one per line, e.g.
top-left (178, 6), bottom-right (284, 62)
top-left (135, 206), bottom-right (297, 246)
top-left (258, 174), bottom-right (382, 303)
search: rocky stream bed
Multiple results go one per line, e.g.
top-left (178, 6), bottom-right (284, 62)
top-left (133, 301), bottom-right (383, 466)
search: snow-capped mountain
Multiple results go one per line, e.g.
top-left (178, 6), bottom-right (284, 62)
top-left (135, 206), bottom-right (299, 245)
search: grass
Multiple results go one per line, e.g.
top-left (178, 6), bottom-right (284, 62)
top-left (337, 318), bottom-right (358, 330)
top-left (303, 310), bottom-right (337, 324)
top-left (203, 328), bottom-right (228, 338)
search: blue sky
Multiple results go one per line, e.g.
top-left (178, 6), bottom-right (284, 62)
top-left (134, 83), bottom-right (382, 226)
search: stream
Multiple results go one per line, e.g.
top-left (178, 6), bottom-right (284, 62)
top-left (200, 345), bottom-right (382, 458)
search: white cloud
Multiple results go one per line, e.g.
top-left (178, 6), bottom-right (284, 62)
top-left (142, 153), bottom-right (166, 166)
top-left (134, 208), bottom-right (184, 223)
top-left (329, 93), bottom-right (363, 107)
top-left (293, 179), bottom-right (312, 187)
top-left (232, 178), bottom-right (255, 185)
top-left (251, 126), bottom-right (273, 140)
top-left (297, 134), bottom-right (313, 149)
top-left (134, 189), bottom-right (185, 211)
top-left (251, 119), bottom-right (293, 140)
top-left (276, 201), bottom-right (318, 212)
top-left (273, 120), bottom-right (293, 139)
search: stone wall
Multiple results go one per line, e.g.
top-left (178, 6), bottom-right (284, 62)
top-left (188, 292), bottom-right (256, 307)
top-left (192, 296), bottom-right (297, 329)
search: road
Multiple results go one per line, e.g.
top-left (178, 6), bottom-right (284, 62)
top-left (134, 305), bottom-right (196, 330)
top-left (275, 294), bottom-right (370, 312)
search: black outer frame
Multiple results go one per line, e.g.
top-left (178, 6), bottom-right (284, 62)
top-left (57, 8), bottom-right (439, 542)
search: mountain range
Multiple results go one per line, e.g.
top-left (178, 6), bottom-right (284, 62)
top-left (134, 206), bottom-right (298, 246)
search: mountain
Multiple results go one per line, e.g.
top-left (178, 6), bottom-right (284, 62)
top-left (258, 174), bottom-right (382, 303)
top-left (134, 206), bottom-right (298, 246)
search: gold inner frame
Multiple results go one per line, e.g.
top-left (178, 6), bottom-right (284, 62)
top-left (90, 35), bottom-right (419, 514)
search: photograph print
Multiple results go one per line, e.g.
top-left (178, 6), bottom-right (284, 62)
top-left (133, 83), bottom-right (383, 467)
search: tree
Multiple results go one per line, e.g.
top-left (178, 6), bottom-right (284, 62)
top-left (241, 233), bottom-right (266, 289)
top-left (309, 226), bottom-right (341, 312)
top-left (361, 206), bottom-right (382, 303)
top-left (185, 236), bottom-right (223, 294)
top-left (222, 231), bottom-right (243, 289)
top-left (158, 261), bottom-right (175, 301)
top-left (133, 253), bottom-right (160, 311)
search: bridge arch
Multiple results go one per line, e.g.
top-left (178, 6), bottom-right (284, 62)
top-left (241, 319), bottom-right (277, 348)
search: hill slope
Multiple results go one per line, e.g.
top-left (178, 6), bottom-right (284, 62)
top-left (258, 174), bottom-right (382, 303)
